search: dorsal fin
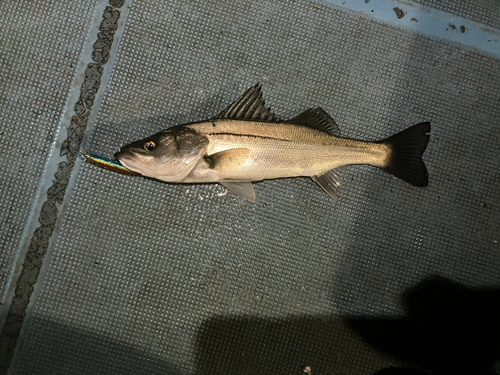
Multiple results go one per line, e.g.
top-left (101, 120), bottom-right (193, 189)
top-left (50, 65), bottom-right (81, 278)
top-left (288, 108), bottom-right (341, 136)
top-left (214, 83), bottom-right (278, 122)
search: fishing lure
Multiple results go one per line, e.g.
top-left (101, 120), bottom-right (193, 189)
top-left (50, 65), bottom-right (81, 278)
top-left (84, 154), bottom-right (140, 175)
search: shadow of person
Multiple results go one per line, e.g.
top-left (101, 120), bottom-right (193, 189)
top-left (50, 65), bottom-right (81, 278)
top-left (373, 367), bottom-right (430, 375)
top-left (348, 276), bottom-right (500, 375)
top-left (194, 277), bottom-right (500, 374)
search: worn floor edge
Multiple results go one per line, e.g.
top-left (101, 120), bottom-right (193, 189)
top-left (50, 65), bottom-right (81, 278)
top-left (319, 0), bottom-right (500, 59)
top-left (0, 1), bottom-right (129, 373)
top-left (0, 3), bottom-right (99, 334)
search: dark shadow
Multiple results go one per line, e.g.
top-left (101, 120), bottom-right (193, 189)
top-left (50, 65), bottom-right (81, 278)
top-left (195, 277), bottom-right (500, 375)
top-left (373, 368), bottom-right (431, 375)
top-left (195, 314), bottom-right (405, 375)
top-left (6, 279), bottom-right (497, 375)
top-left (347, 277), bottom-right (500, 375)
top-left (7, 315), bottom-right (182, 375)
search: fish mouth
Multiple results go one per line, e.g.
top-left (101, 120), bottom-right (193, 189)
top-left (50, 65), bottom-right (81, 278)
top-left (114, 150), bottom-right (124, 160)
top-left (114, 150), bottom-right (138, 171)
top-left (114, 148), bottom-right (136, 160)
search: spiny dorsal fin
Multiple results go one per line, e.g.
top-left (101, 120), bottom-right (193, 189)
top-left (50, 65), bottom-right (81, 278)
top-left (311, 168), bottom-right (342, 199)
top-left (288, 108), bottom-right (341, 136)
top-left (214, 83), bottom-right (278, 122)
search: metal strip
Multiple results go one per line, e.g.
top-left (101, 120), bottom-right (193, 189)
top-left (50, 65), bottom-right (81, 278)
top-left (319, 0), bottom-right (500, 59)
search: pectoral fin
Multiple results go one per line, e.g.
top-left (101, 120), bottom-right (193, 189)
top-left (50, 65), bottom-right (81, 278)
top-left (206, 148), bottom-right (251, 171)
top-left (220, 181), bottom-right (256, 202)
top-left (312, 169), bottom-right (342, 200)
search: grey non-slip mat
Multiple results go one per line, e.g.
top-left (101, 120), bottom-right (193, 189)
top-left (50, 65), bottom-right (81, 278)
top-left (1, 0), bottom-right (499, 374)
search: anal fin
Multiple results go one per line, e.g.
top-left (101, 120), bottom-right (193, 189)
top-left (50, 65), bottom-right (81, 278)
top-left (311, 169), bottom-right (342, 200)
top-left (220, 181), bottom-right (256, 202)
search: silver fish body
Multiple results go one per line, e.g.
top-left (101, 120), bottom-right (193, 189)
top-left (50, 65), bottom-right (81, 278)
top-left (180, 120), bottom-right (390, 182)
top-left (115, 84), bottom-right (430, 201)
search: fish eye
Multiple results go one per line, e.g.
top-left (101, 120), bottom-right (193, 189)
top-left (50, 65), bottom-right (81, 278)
top-left (143, 141), bottom-right (156, 151)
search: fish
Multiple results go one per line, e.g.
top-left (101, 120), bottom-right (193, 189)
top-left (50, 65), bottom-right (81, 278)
top-left (114, 84), bottom-right (430, 201)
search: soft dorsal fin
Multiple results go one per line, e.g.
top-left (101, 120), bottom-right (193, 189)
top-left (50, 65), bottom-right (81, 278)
top-left (288, 108), bottom-right (341, 136)
top-left (214, 83), bottom-right (278, 122)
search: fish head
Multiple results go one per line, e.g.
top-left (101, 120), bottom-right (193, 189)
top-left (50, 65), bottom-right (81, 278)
top-left (114, 127), bottom-right (208, 182)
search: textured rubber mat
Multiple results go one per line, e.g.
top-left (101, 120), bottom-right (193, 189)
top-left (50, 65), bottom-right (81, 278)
top-left (0, 0), bottom-right (97, 304)
top-left (2, 0), bottom-right (500, 374)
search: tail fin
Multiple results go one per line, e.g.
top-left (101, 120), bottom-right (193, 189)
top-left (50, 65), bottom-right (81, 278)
top-left (379, 122), bottom-right (430, 187)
